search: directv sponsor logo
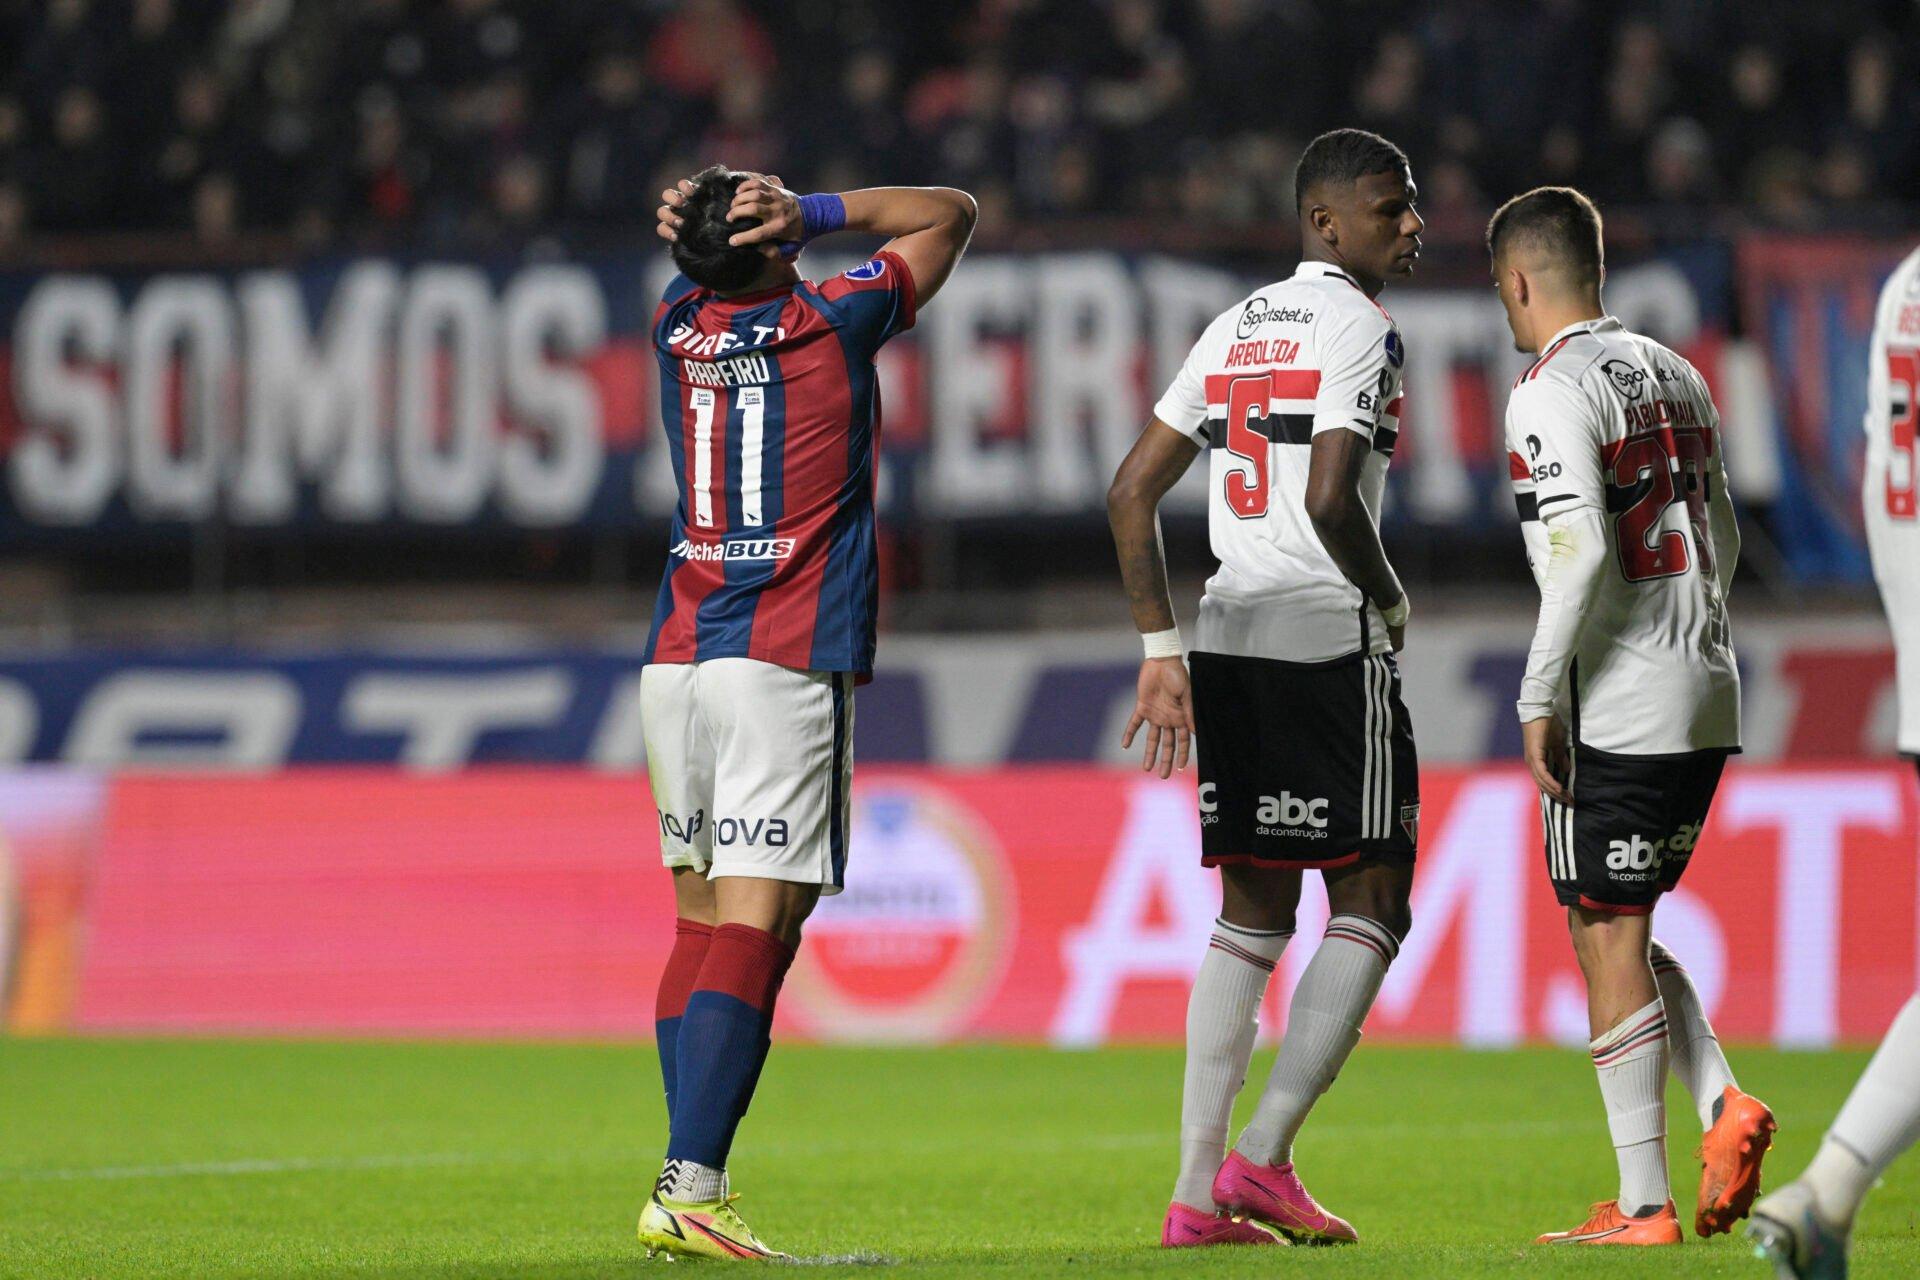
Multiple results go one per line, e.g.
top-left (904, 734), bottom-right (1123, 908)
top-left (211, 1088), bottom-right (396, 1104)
top-left (669, 538), bottom-right (796, 562)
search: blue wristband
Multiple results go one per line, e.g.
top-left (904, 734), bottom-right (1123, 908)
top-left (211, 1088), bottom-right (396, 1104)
top-left (796, 192), bottom-right (846, 242)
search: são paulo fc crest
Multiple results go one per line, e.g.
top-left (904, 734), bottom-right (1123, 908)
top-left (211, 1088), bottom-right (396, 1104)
top-left (1400, 801), bottom-right (1421, 845)
top-left (844, 258), bottom-right (887, 281)
top-left (786, 782), bottom-right (1014, 1040)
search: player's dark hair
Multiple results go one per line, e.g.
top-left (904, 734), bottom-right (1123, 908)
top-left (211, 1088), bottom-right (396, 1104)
top-left (1486, 186), bottom-right (1605, 286)
top-left (669, 164), bottom-right (770, 293)
top-left (1293, 128), bottom-right (1409, 212)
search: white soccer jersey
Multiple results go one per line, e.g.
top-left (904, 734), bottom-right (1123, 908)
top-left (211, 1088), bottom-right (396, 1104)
top-left (1862, 246), bottom-right (1920, 752)
top-left (1505, 316), bottom-right (1741, 755)
top-left (1153, 261), bottom-right (1406, 663)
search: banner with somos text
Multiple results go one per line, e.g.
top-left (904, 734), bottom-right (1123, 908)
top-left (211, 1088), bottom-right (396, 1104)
top-left (0, 237), bottom-right (1908, 580)
top-left (3, 765), bottom-right (1916, 1046)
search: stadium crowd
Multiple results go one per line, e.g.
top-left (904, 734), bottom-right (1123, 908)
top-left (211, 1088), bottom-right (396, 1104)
top-left (0, 0), bottom-right (1916, 250)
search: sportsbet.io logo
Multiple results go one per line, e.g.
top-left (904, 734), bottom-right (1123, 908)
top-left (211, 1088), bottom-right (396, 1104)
top-left (786, 782), bottom-right (1012, 1040)
top-left (1601, 358), bottom-right (1649, 401)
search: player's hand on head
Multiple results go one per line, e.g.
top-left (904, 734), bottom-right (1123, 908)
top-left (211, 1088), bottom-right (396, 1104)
top-left (1522, 714), bottom-right (1572, 804)
top-left (656, 178), bottom-right (694, 243)
top-left (1121, 657), bottom-right (1196, 780)
top-left (726, 176), bottom-right (801, 247)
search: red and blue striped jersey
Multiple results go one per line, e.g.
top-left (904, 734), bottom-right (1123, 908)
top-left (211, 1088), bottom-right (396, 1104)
top-left (642, 250), bottom-right (917, 676)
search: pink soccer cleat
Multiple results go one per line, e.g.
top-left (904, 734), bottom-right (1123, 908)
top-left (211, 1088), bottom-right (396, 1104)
top-left (1160, 1201), bottom-right (1289, 1248)
top-left (1211, 1150), bottom-right (1359, 1245)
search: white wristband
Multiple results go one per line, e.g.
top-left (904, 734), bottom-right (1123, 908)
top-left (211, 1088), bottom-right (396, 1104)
top-left (1377, 595), bottom-right (1410, 629)
top-left (1142, 626), bottom-right (1183, 660)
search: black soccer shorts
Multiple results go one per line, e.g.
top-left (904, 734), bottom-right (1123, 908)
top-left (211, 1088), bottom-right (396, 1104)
top-left (1540, 742), bottom-right (1732, 914)
top-left (1190, 649), bottom-right (1419, 869)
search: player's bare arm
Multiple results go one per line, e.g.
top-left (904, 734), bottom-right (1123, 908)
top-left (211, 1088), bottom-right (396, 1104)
top-left (1304, 429), bottom-right (1406, 650)
top-left (724, 179), bottom-right (977, 302)
top-left (1108, 420), bottom-right (1202, 778)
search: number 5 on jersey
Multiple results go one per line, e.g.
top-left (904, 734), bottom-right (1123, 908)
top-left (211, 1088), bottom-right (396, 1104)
top-left (1222, 372), bottom-right (1275, 518)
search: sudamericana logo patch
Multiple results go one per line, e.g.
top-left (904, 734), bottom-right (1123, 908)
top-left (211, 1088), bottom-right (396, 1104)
top-left (1384, 329), bottom-right (1404, 369)
top-left (844, 258), bottom-right (887, 281)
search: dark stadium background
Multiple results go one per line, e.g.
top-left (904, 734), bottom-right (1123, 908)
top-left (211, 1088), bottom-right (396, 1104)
top-left (0, 0), bottom-right (1915, 1077)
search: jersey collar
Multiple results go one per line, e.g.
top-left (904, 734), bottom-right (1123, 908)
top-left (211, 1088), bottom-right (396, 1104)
top-left (1293, 260), bottom-right (1364, 291)
top-left (1542, 315), bottom-right (1620, 348)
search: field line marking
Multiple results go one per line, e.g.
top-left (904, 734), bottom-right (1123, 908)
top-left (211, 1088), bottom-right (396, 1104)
top-left (0, 1152), bottom-right (479, 1183)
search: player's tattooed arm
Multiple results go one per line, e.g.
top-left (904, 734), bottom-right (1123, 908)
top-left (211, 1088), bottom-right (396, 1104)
top-left (1108, 420), bottom-right (1200, 635)
top-left (1304, 429), bottom-right (1407, 649)
top-left (1109, 420), bottom-right (1202, 778)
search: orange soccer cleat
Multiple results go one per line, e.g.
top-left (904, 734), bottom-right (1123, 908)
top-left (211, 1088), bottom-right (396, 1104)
top-left (1696, 1084), bottom-right (1777, 1236)
top-left (1534, 1199), bottom-right (1684, 1246)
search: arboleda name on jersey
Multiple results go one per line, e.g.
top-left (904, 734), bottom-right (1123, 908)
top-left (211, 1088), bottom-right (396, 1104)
top-left (668, 538), bottom-right (796, 562)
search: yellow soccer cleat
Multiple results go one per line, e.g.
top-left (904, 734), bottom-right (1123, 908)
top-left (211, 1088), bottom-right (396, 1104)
top-left (639, 1191), bottom-right (790, 1262)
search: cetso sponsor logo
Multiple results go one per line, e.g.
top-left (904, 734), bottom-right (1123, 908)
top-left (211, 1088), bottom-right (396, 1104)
top-left (1255, 791), bottom-right (1328, 838)
top-left (1525, 433), bottom-right (1562, 483)
top-left (787, 782), bottom-right (1013, 1039)
top-left (1236, 296), bottom-right (1315, 339)
top-left (1605, 821), bottom-right (1701, 876)
top-left (669, 538), bottom-right (796, 562)
top-left (1601, 358), bottom-right (1649, 400)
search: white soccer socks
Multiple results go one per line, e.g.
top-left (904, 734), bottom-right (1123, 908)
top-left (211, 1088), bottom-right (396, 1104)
top-left (1235, 914), bottom-right (1399, 1168)
top-left (1591, 997), bottom-right (1671, 1216)
top-left (1650, 940), bottom-right (1736, 1128)
top-left (656, 1156), bottom-right (726, 1204)
top-left (1805, 994), bottom-right (1920, 1226)
top-left (1174, 918), bottom-right (1293, 1209)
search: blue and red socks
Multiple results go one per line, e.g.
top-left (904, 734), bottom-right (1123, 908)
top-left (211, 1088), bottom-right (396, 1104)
top-left (654, 918), bottom-right (714, 1117)
top-left (658, 922), bottom-right (796, 1201)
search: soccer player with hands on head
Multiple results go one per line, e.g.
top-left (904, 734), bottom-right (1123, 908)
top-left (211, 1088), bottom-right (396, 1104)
top-left (637, 167), bottom-right (975, 1262)
top-left (1490, 186), bottom-right (1775, 1249)
top-left (1109, 128), bottom-right (1423, 1249)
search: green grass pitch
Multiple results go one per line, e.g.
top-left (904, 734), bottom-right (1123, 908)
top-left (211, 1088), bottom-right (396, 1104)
top-left (3, 1039), bottom-right (1917, 1277)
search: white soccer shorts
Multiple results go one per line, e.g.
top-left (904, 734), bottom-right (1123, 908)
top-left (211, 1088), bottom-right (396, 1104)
top-left (640, 658), bottom-right (855, 894)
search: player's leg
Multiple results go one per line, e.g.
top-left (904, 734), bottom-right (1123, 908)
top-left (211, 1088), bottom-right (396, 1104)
top-left (1211, 859), bottom-right (1403, 1246)
top-left (1534, 749), bottom-right (1681, 1245)
top-left (1650, 938), bottom-right (1734, 1126)
top-left (1215, 652), bottom-right (1417, 1245)
top-left (1163, 653), bottom-right (1295, 1246)
top-left (1572, 906), bottom-right (1674, 1213)
top-left (641, 662), bottom-right (718, 1122)
top-left (1638, 749), bottom-right (1773, 1236)
top-left (1237, 857), bottom-right (1408, 1169)
top-left (643, 659), bottom-right (849, 1261)
top-left (657, 870), bottom-right (716, 1118)
top-left (1751, 994), bottom-right (1920, 1275)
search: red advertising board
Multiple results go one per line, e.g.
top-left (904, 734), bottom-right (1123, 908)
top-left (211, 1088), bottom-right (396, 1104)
top-left (4, 766), bottom-right (1916, 1046)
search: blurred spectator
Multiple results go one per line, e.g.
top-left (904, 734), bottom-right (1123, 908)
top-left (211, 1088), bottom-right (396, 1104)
top-left (645, 0), bottom-right (776, 104)
top-left (0, 0), bottom-right (1916, 247)
top-left (31, 86), bottom-right (115, 231)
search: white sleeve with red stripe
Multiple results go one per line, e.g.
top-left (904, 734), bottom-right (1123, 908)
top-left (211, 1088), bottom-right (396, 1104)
top-left (1507, 376), bottom-right (1606, 522)
top-left (1312, 308), bottom-right (1399, 442)
top-left (1151, 312), bottom-right (1228, 445)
